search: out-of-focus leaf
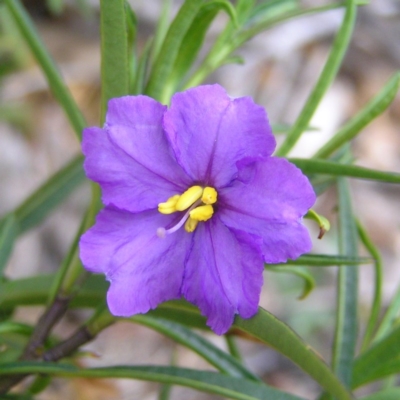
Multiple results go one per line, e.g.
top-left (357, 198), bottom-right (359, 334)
top-left (359, 388), bottom-right (400, 400)
top-left (0, 332), bottom-right (27, 363)
top-left (125, 1), bottom-right (137, 92)
top-left (314, 72), bottom-right (400, 159)
top-left (374, 284), bottom-right (400, 342)
top-left (0, 215), bottom-right (18, 276)
top-left (46, 0), bottom-right (64, 15)
top-left (266, 266), bottom-right (315, 299)
top-left (276, 254), bottom-right (371, 267)
top-left (353, 324), bottom-right (400, 388)
top-left (234, 308), bottom-right (353, 400)
top-left (357, 220), bottom-right (382, 351)
top-left (332, 178), bottom-right (358, 386)
top-left (131, 38), bottom-right (153, 95)
top-left (27, 374), bottom-right (52, 395)
top-left (12, 155), bottom-right (86, 234)
top-left (149, 0), bottom-right (172, 68)
top-left (0, 322), bottom-right (33, 336)
top-left (4, 0), bottom-right (86, 139)
top-left (276, 0), bottom-right (357, 156)
top-left (0, 273), bottom-right (107, 309)
top-left (131, 315), bottom-right (259, 381)
top-left (290, 158), bottom-right (400, 184)
top-left (0, 362), bottom-right (306, 400)
top-left (145, 0), bottom-right (204, 101)
top-left (100, 0), bottom-right (129, 121)
top-left (248, 0), bottom-right (297, 24)
top-left (163, 0), bottom-right (237, 100)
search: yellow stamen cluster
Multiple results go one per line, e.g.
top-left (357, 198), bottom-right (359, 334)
top-left (158, 186), bottom-right (218, 233)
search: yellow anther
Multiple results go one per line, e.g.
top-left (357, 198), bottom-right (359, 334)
top-left (184, 217), bottom-right (199, 233)
top-left (175, 186), bottom-right (203, 211)
top-left (158, 195), bottom-right (180, 214)
top-left (201, 187), bottom-right (217, 205)
top-left (189, 205), bottom-right (214, 222)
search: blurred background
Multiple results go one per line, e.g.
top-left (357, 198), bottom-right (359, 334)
top-left (1, 0), bottom-right (400, 398)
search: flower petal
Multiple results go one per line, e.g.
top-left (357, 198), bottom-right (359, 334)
top-left (79, 207), bottom-right (192, 316)
top-left (163, 84), bottom-right (275, 187)
top-left (181, 217), bottom-right (264, 335)
top-left (219, 158), bottom-right (316, 263)
top-left (82, 96), bottom-right (190, 213)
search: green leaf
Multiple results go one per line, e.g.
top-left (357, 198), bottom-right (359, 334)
top-left (352, 324), bottom-right (400, 387)
top-left (163, 0), bottom-right (237, 100)
top-left (131, 38), bottom-right (153, 95)
top-left (0, 322), bottom-right (33, 336)
top-left (374, 284), bottom-right (400, 342)
top-left (100, 0), bottom-right (129, 121)
top-left (149, 301), bottom-right (208, 330)
top-left (125, 1), bottom-right (137, 93)
top-left (248, 0), bottom-right (297, 24)
top-left (4, 0), bottom-right (86, 139)
top-left (290, 158), bottom-right (400, 184)
top-left (46, 0), bottom-right (64, 15)
top-left (1, 394), bottom-right (35, 400)
top-left (149, 0), bottom-right (172, 68)
top-left (12, 155), bottom-right (86, 234)
top-left (145, 0), bottom-right (204, 102)
top-left (0, 362), bottom-right (305, 400)
top-left (0, 214), bottom-right (18, 276)
top-left (131, 315), bottom-right (259, 381)
top-left (360, 389), bottom-right (400, 400)
top-left (314, 72), bottom-right (400, 159)
top-left (332, 178), bottom-right (358, 386)
top-left (267, 266), bottom-right (315, 299)
top-left (357, 220), bottom-right (383, 351)
top-left (276, 0), bottom-right (357, 156)
top-left (234, 308), bottom-right (353, 400)
top-left (0, 332), bottom-right (27, 363)
top-left (27, 374), bottom-right (52, 394)
top-left (277, 254), bottom-right (371, 267)
top-left (0, 274), bottom-right (107, 310)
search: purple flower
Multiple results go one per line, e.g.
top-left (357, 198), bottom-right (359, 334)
top-left (79, 85), bottom-right (315, 334)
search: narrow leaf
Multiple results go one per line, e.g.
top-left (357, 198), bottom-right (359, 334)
top-left (276, 0), bottom-right (357, 156)
top-left (374, 284), bottom-right (400, 342)
top-left (145, 0), bottom-right (204, 102)
top-left (131, 38), bottom-right (153, 95)
top-left (4, 0), bottom-right (86, 139)
top-left (100, 0), bottom-right (129, 121)
top-left (360, 388), bottom-right (400, 400)
top-left (266, 266), bottom-right (316, 299)
top-left (290, 158), bottom-right (400, 184)
top-left (131, 315), bottom-right (259, 381)
top-left (234, 308), bottom-right (353, 400)
top-left (352, 324), bottom-right (400, 388)
top-left (163, 1), bottom-right (237, 100)
top-left (149, 0), bottom-right (172, 68)
top-left (332, 178), bottom-right (358, 386)
top-left (12, 155), bottom-right (86, 234)
top-left (314, 72), bottom-right (400, 159)
top-left (277, 254), bottom-right (371, 267)
top-left (0, 214), bottom-right (18, 276)
top-left (0, 274), bottom-right (107, 310)
top-left (0, 362), bottom-right (305, 400)
top-left (357, 220), bottom-right (382, 351)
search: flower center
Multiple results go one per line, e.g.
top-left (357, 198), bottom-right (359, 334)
top-left (157, 186), bottom-right (218, 237)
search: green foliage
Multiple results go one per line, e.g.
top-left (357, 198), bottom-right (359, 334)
top-left (0, 0), bottom-right (400, 398)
